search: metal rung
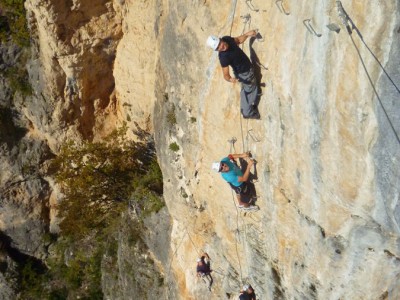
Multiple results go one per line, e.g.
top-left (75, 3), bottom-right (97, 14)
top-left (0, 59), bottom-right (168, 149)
top-left (246, 0), bottom-right (259, 12)
top-left (276, 0), bottom-right (290, 15)
top-left (247, 129), bottom-right (260, 142)
top-left (303, 19), bottom-right (322, 37)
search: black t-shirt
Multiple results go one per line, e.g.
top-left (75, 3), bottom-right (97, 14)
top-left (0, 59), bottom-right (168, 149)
top-left (239, 293), bottom-right (250, 300)
top-left (218, 36), bottom-right (252, 75)
top-left (239, 292), bottom-right (256, 300)
top-left (196, 260), bottom-right (210, 274)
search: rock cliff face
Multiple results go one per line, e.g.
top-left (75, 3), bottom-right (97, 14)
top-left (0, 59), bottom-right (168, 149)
top-left (1, 0), bottom-right (399, 299)
top-left (153, 1), bottom-right (400, 299)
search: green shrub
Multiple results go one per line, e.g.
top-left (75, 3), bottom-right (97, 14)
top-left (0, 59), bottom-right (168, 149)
top-left (15, 124), bottom-right (165, 299)
top-left (0, 0), bottom-right (30, 47)
top-left (166, 104), bottom-right (177, 126)
top-left (48, 287), bottom-right (68, 300)
top-left (64, 259), bottom-right (83, 289)
top-left (6, 66), bottom-right (32, 96)
top-left (50, 124), bottom-right (162, 239)
top-left (19, 261), bottom-right (46, 298)
top-left (169, 142), bottom-right (179, 152)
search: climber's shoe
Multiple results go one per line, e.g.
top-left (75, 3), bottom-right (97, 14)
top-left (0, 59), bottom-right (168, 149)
top-left (243, 110), bottom-right (260, 120)
top-left (238, 205), bottom-right (259, 211)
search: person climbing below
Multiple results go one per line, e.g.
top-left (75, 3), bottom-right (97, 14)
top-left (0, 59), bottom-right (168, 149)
top-left (206, 30), bottom-right (261, 119)
top-left (212, 152), bottom-right (259, 211)
top-left (239, 284), bottom-right (256, 300)
top-left (196, 252), bottom-right (213, 291)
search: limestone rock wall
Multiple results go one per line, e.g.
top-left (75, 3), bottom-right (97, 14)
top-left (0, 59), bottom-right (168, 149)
top-left (25, 0), bottom-right (124, 143)
top-left (0, 40), bottom-right (53, 260)
top-left (1, 0), bottom-right (399, 299)
top-left (153, 0), bottom-right (400, 299)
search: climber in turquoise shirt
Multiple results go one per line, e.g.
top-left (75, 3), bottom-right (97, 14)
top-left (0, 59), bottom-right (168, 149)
top-left (212, 152), bottom-right (258, 211)
top-left (220, 157), bottom-right (243, 187)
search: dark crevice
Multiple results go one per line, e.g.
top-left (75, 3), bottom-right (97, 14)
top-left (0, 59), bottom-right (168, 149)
top-left (0, 231), bottom-right (47, 274)
top-left (0, 107), bottom-right (28, 149)
top-left (271, 266), bottom-right (284, 299)
top-left (384, 249), bottom-right (400, 261)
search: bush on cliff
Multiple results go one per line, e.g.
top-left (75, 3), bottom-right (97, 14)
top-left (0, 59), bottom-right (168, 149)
top-left (0, 0), bottom-right (30, 46)
top-left (19, 124), bottom-right (165, 299)
top-left (51, 123), bottom-right (164, 239)
top-left (0, 0), bottom-right (32, 96)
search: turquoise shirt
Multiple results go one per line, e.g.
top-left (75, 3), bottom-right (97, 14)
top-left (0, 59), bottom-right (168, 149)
top-left (220, 157), bottom-right (243, 187)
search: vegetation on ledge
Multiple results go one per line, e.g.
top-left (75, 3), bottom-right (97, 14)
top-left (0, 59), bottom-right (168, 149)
top-left (18, 125), bottom-right (165, 299)
top-left (0, 0), bottom-right (30, 47)
top-left (0, 0), bottom-right (32, 96)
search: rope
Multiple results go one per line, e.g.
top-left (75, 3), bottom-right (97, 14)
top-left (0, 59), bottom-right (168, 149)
top-left (341, 4), bottom-right (400, 95)
top-left (229, 1), bottom-right (261, 287)
top-left (188, 227), bottom-right (229, 275)
top-left (229, 0), bottom-right (239, 36)
top-left (337, 1), bottom-right (400, 145)
top-left (165, 229), bottom-right (188, 299)
top-left (238, 9), bottom-right (255, 155)
top-left (348, 31), bottom-right (400, 145)
top-left (228, 139), bottom-right (244, 283)
top-left (165, 1), bottom-right (261, 296)
top-left (186, 228), bottom-right (201, 256)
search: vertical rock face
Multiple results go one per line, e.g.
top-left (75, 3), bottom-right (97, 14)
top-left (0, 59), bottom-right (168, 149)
top-left (1, 0), bottom-right (399, 298)
top-left (152, 1), bottom-right (400, 299)
top-left (25, 0), bottom-right (124, 142)
top-left (0, 39), bottom-right (53, 261)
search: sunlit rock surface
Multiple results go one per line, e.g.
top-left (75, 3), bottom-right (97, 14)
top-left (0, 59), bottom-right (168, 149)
top-left (153, 1), bottom-right (400, 299)
top-left (0, 0), bottom-right (398, 298)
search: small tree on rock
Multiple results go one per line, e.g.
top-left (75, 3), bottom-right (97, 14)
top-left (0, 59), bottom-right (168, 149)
top-left (51, 124), bottom-right (162, 238)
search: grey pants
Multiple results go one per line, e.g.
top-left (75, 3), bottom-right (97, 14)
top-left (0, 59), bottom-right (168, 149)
top-left (237, 68), bottom-right (259, 118)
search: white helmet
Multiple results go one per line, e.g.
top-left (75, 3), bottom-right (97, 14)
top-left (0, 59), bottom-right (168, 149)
top-left (206, 35), bottom-right (220, 50)
top-left (211, 161), bottom-right (221, 172)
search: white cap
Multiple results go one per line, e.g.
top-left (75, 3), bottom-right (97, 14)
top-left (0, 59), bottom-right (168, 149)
top-left (243, 284), bottom-right (250, 291)
top-left (211, 161), bottom-right (221, 172)
top-left (197, 258), bottom-right (202, 262)
top-left (206, 35), bottom-right (220, 50)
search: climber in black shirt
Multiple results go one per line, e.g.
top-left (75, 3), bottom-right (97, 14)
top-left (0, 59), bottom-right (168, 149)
top-left (239, 284), bottom-right (256, 300)
top-left (196, 252), bottom-right (213, 290)
top-left (207, 30), bottom-right (261, 119)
